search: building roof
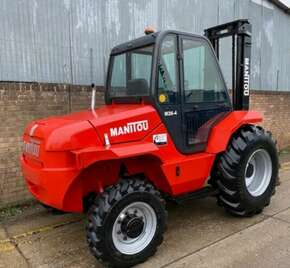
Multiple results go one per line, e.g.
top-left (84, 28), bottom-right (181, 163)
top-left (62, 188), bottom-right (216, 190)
top-left (270, 0), bottom-right (290, 13)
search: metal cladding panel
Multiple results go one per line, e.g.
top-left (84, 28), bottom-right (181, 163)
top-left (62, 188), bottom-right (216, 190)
top-left (0, 0), bottom-right (289, 91)
top-left (274, 8), bottom-right (290, 91)
top-left (0, 0), bottom-right (35, 81)
top-left (158, 0), bottom-right (218, 33)
top-left (31, 0), bottom-right (71, 83)
top-left (217, 0), bottom-right (236, 89)
top-left (70, 0), bottom-right (105, 85)
top-left (249, 1), bottom-right (263, 91)
top-left (260, 1), bottom-right (275, 90)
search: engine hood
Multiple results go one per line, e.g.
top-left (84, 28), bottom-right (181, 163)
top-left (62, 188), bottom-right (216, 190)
top-left (89, 104), bottom-right (161, 145)
top-left (24, 104), bottom-right (161, 151)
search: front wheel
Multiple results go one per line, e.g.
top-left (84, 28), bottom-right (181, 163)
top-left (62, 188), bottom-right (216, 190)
top-left (214, 125), bottom-right (279, 216)
top-left (86, 178), bottom-right (167, 267)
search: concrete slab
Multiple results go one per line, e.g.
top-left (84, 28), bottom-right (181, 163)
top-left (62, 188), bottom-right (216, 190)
top-left (274, 208), bottom-right (290, 223)
top-left (2, 198), bottom-right (265, 268)
top-left (0, 169), bottom-right (289, 267)
top-left (263, 174), bottom-right (290, 216)
top-left (3, 205), bottom-right (83, 237)
top-left (138, 198), bottom-right (265, 268)
top-left (0, 224), bottom-right (29, 268)
top-left (0, 225), bottom-right (6, 240)
top-left (166, 218), bottom-right (290, 268)
top-left (15, 220), bottom-right (98, 268)
top-left (0, 247), bottom-right (29, 268)
top-left (279, 169), bottom-right (290, 182)
top-left (280, 151), bottom-right (290, 166)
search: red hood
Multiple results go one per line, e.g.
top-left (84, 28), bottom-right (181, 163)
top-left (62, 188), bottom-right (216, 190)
top-left (24, 104), bottom-right (161, 150)
top-left (89, 104), bottom-right (161, 145)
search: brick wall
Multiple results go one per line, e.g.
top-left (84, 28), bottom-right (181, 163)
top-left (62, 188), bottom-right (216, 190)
top-left (0, 82), bottom-right (289, 208)
top-left (251, 90), bottom-right (290, 150)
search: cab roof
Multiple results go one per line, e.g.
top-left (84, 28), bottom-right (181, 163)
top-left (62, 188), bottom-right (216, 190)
top-left (110, 32), bottom-right (159, 55)
top-left (110, 30), bottom-right (208, 56)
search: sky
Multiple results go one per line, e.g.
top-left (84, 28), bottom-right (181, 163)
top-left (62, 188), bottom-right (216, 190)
top-left (279, 0), bottom-right (290, 8)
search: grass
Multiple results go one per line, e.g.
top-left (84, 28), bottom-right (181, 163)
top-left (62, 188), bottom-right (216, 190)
top-left (0, 201), bottom-right (35, 222)
top-left (280, 146), bottom-right (290, 155)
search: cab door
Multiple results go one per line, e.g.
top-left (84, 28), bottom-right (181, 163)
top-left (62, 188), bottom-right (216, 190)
top-left (155, 33), bottom-right (231, 154)
top-left (155, 34), bottom-right (184, 151)
top-left (179, 36), bottom-right (231, 153)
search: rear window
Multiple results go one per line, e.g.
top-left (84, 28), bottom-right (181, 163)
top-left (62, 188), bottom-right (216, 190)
top-left (109, 45), bottom-right (154, 97)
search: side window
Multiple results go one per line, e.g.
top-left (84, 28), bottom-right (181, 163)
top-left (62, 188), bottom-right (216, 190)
top-left (131, 45), bottom-right (154, 89)
top-left (158, 35), bottom-right (178, 104)
top-left (182, 38), bottom-right (227, 103)
top-left (111, 54), bottom-right (126, 88)
top-left (132, 53), bottom-right (152, 85)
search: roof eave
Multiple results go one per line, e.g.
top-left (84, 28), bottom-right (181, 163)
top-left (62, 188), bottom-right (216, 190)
top-left (269, 0), bottom-right (290, 13)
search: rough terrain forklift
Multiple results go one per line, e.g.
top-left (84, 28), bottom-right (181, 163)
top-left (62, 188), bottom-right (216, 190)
top-left (21, 19), bottom-right (279, 267)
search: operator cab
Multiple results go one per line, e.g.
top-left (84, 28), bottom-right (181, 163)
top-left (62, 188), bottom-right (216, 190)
top-left (105, 20), bottom-right (251, 154)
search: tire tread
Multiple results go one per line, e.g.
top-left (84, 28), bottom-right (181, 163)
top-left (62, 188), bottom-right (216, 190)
top-left (215, 125), bottom-right (278, 217)
top-left (86, 177), bottom-right (167, 267)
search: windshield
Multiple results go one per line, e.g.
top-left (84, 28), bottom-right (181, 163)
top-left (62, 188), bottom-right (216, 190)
top-left (109, 45), bottom-right (154, 97)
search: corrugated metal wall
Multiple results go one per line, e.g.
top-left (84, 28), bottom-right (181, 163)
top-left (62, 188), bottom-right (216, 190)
top-left (0, 0), bottom-right (289, 91)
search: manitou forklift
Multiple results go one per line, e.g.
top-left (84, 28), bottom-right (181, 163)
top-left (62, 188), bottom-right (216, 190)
top-left (21, 20), bottom-right (278, 267)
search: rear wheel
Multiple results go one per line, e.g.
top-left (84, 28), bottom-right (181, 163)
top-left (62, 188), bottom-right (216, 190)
top-left (86, 178), bottom-right (167, 267)
top-left (214, 125), bottom-right (279, 216)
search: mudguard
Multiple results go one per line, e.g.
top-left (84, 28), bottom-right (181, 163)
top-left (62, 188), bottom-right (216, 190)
top-left (206, 111), bottom-right (263, 153)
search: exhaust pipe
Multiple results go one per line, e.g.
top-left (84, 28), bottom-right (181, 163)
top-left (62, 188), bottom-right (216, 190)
top-left (91, 83), bottom-right (96, 110)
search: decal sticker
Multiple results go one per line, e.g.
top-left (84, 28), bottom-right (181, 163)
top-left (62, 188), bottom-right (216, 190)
top-left (158, 94), bottom-right (167, 103)
top-left (23, 141), bottom-right (40, 157)
top-left (164, 110), bottom-right (178, 117)
top-left (243, 57), bottom-right (250, 96)
top-left (153, 133), bottom-right (167, 145)
top-left (104, 133), bottom-right (110, 146)
top-left (110, 120), bottom-right (149, 137)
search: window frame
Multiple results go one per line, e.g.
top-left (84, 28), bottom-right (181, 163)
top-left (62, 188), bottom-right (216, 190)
top-left (180, 35), bottom-right (231, 106)
top-left (156, 34), bottom-right (180, 105)
top-left (106, 43), bottom-right (155, 102)
top-left (110, 53), bottom-right (127, 89)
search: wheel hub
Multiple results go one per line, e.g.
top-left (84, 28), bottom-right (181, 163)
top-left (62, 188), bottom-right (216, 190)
top-left (245, 149), bottom-right (272, 197)
top-left (246, 163), bottom-right (254, 178)
top-left (112, 201), bottom-right (157, 255)
top-left (121, 214), bottom-right (144, 238)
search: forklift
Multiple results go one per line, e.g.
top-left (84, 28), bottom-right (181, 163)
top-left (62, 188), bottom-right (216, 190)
top-left (21, 20), bottom-right (278, 267)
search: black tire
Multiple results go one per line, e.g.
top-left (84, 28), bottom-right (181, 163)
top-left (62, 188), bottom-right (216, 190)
top-left (214, 125), bottom-right (279, 216)
top-left (86, 178), bottom-right (167, 267)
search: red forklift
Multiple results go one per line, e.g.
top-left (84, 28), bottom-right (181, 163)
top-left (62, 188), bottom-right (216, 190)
top-left (21, 20), bottom-right (278, 267)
